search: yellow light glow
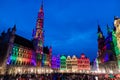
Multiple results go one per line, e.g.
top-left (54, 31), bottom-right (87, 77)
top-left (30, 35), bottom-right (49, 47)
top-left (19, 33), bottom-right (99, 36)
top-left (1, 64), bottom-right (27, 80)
top-left (18, 69), bottom-right (21, 72)
top-left (109, 70), bottom-right (113, 74)
top-left (46, 69), bottom-right (48, 72)
top-left (31, 68), bottom-right (33, 72)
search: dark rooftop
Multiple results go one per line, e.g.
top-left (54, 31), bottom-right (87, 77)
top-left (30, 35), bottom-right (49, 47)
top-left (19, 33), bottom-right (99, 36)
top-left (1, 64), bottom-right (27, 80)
top-left (43, 46), bottom-right (49, 54)
top-left (14, 34), bottom-right (34, 49)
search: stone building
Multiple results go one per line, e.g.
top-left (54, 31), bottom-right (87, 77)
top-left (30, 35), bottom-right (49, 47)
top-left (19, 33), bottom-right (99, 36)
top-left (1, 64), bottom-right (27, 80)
top-left (78, 53), bottom-right (90, 73)
top-left (0, 2), bottom-right (52, 74)
top-left (96, 17), bottom-right (120, 73)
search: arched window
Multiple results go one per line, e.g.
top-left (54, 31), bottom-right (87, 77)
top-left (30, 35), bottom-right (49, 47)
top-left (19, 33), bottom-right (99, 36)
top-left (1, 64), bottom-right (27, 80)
top-left (28, 62), bottom-right (30, 65)
top-left (19, 61), bottom-right (21, 65)
top-left (22, 62), bottom-right (25, 65)
top-left (25, 62), bottom-right (27, 65)
top-left (18, 53), bottom-right (20, 56)
top-left (28, 54), bottom-right (30, 58)
top-left (16, 61), bottom-right (18, 65)
top-left (10, 60), bottom-right (12, 65)
top-left (12, 60), bottom-right (15, 65)
top-left (23, 54), bottom-right (25, 58)
top-left (26, 54), bottom-right (28, 58)
top-left (19, 54), bottom-right (22, 57)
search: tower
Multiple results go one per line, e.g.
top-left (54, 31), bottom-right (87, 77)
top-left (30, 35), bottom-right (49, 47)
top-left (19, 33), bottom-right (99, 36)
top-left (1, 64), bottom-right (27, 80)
top-left (0, 25), bottom-right (16, 74)
top-left (106, 24), bottom-right (113, 50)
top-left (104, 24), bottom-right (116, 62)
top-left (114, 17), bottom-right (120, 50)
top-left (97, 25), bottom-right (105, 56)
top-left (49, 46), bottom-right (52, 67)
top-left (114, 17), bottom-right (120, 69)
top-left (33, 1), bottom-right (44, 66)
top-left (97, 21), bottom-right (118, 73)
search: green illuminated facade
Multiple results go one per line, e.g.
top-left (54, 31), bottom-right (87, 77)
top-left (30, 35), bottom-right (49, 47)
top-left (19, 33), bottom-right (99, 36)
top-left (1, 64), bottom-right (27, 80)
top-left (114, 17), bottom-right (120, 69)
top-left (60, 55), bottom-right (66, 70)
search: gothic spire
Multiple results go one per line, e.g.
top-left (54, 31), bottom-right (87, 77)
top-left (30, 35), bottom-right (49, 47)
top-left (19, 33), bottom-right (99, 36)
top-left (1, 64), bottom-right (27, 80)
top-left (97, 24), bottom-right (102, 33)
top-left (39, 0), bottom-right (43, 13)
top-left (12, 24), bottom-right (16, 31)
top-left (36, 0), bottom-right (44, 30)
top-left (97, 24), bottom-right (104, 39)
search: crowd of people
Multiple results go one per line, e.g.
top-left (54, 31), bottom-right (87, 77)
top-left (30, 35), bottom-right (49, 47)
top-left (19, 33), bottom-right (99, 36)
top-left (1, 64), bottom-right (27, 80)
top-left (0, 73), bottom-right (119, 80)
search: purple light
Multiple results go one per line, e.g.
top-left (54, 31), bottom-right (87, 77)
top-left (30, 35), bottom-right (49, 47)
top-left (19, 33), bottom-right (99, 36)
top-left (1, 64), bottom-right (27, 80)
top-left (56, 55), bottom-right (60, 68)
top-left (7, 61), bottom-right (10, 65)
top-left (6, 56), bottom-right (11, 65)
top-left (104, 53), bottom-right (109, 62)
top-left (32, 60), bottom-right (36, 66)
top-left (51, 56), bottom-right (57, 69)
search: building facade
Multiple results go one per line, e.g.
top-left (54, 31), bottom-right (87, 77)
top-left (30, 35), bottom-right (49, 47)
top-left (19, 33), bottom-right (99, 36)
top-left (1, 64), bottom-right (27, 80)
top-left (32, 2), bottom-right (44, 67)
top-left (66, 56), bottom-right (72, 72)
top-left (51, 56), bottom-right (57, 69)
top-left (0, 2), bottom-right (52, 74)
top-left (96, 18), bottom-right (120, 73)
top-left (60, 55), bottom-right (67, 71)
top-left (50, 54), bottom-right (91, 73)
top-left (56, 55), bottom-right (60, 70)
top-left (78, 54), bottom-right (90, 73)
top-left (114, 17), bottom-right (120, 69)
top-left (71, 55), bottom-right (78, 72)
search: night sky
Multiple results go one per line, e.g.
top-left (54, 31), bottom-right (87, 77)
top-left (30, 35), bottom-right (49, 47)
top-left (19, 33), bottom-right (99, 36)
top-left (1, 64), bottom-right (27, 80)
top-left (0, 0), bottom-right (120, 61)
